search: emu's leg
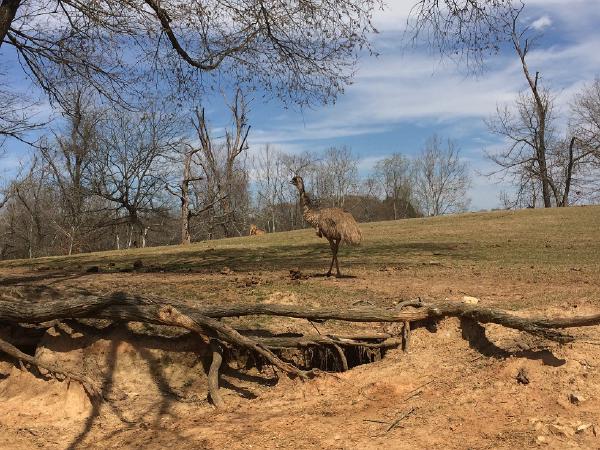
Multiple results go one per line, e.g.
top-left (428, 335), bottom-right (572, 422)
top-left (326, 239), bottom-right (335, 277)
top-left (333, 240), bottom-right (341, 277)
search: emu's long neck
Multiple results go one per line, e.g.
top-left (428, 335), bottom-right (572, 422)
top-left (300, 190), bottom-right (311, 211)
top-left (299, 189), bottom-right (319, 227)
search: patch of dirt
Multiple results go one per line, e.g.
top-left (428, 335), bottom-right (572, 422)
top-left (263, 291), bottom-right (301, 305)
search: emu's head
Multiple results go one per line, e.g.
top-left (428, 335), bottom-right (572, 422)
top-left (290, 175), bottom-right (305, 192)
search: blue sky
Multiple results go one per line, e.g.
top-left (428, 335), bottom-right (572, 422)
top-left (2, 0), bottom-right (600, 210)
top-left (244, 0), bottom-right (600, 210)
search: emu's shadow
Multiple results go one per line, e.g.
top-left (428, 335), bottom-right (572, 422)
top-left (309, 273), bottom-right (358, 279)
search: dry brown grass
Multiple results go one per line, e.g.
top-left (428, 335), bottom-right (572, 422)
top-left (1, 205), bottom-right (598, 312)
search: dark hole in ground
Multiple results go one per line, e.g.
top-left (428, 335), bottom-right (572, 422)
top-left (287, 345), bottom-right (386, 372)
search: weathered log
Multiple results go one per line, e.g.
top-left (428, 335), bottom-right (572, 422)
top-left (2, 293), bottom-right (599, 344)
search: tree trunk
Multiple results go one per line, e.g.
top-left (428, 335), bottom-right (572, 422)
top-left (513, 30), bottom-right (554, 208)
top-left (180, 191), bottom-right (191, 245)
top-left (560, 137), bottom-right (577, 207)
top-left (0, 0), bottom-right (20, 46)
top-left (141, 226), bottom-right (148, 248)
top-left (180, 150), bottom-right (193, 245)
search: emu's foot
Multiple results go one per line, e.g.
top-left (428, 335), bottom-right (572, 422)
top-left (335, 272), bottom-right (342, 278)
top-left (326, 271), bottom-right (332, 277)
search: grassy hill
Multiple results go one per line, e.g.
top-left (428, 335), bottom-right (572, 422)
top-left (1, 205), bottom-right (599, 311)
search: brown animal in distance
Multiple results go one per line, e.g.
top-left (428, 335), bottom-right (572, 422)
top-left (249, 224), bottom-right (266, 236)
top-left (290, 176), bottom-right (362, 277)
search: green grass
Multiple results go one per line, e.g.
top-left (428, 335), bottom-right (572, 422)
top-left (3, 205), bottom-right (598, 272)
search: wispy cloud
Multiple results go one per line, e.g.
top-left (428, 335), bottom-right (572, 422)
top-left (531, 15), bottom-right (553, 31)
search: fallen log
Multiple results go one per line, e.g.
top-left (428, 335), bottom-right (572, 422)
top-left (2, 293), bottom-right (598, 342)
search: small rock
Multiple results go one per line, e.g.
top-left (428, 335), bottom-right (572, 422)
top-left (549, 424), bottom-right (574, 437)
top-left (576, 423), bottom-right (592, 434)
top-left (220, 266), bottom-right (232, 275)
top-left (536, 435), bottom-right (547, 444)
top-left (132, 259), bottom-right (144, 270)
top-left (516, 367), bottom-right (530, 385)
top-left (462, 296), bottom-right (480, 305)
top-left (289, 268), bottom-right (308, 280)
top-left (569, 392), bottom-right (586, 405)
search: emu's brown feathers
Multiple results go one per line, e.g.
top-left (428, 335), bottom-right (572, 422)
top-left (307, 207), bottom-right (362, 245)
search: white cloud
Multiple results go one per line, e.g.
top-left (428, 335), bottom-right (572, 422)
top-left (531, 15), bottom-right (553, 31)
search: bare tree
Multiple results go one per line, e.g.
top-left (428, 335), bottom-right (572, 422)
top-left (409, 0), bottom-right (519, 70)
top-left (252, 144), bottom-right (289, 233)
top-left (374, 153), bottom-right (415, 219)
top-left (314, 146), bottom-right (359, 208)
top-left (487, 88), bottom-right (560, 208)
top-left (1, 1), bottom-right (380, 108)
top-left (571, 78), bottom-right (600, 200)
top-left (38, 90), bottom-right (103, 254)
top-left (166, 144), bottom-right (203, 245)
top-left (414, 135), bottom-right (471, 216)
top-left (486, 6), bottom-right (600, 208)
top-left (192, 89), bottom-right (251, 238)
top-left (573, 78), bottom-right (600, 155)
top-left (7, 159), bottom-right (50, 258)
top-left (89, 106), bottom-right (182, 248)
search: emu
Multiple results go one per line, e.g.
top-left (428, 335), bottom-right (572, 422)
top-left (290, 176), bottom-right (362, 277)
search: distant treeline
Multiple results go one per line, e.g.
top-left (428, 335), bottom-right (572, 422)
top-left (0, 92), bottom-right (471, 259)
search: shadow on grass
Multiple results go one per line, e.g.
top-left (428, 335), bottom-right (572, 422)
top-left (0, 271), bottom-right (89, 288)
top-left (50, 240), bottom-right (468, 276)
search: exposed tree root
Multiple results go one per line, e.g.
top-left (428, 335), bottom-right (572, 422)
top-left (402, 321), bottom-right (411, 352)
top-left (332, 343), bottom-right (349, 372)
top-left (156, 304), bottom-right (312, 380)
top-left (208, 339), bottom-right (225, 408)
top-left (1, 292), bottom-right (600, 407)
top-left (0, 336), bottom-right (100, 399)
